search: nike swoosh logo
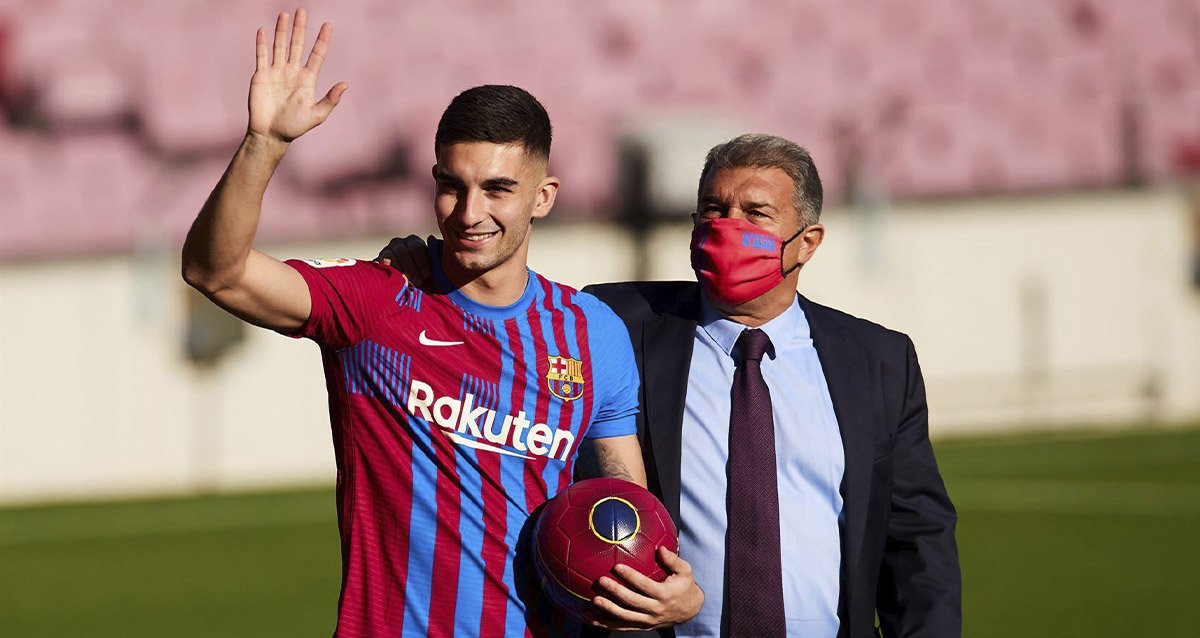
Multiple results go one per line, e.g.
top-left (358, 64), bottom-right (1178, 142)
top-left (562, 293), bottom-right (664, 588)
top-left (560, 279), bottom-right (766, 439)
top-left (419, 330), bottom-right (464, 347)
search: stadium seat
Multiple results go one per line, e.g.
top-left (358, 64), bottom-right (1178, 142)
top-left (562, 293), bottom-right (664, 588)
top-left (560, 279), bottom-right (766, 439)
top-left (3, 0), bottom-right (1198, 257)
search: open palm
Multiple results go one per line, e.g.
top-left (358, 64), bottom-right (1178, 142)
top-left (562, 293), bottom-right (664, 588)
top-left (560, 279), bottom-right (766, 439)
top-left (248, 9), bottom-right (347, 143)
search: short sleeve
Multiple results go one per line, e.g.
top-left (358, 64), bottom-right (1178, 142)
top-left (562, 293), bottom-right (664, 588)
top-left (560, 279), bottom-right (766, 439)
top-left (283, 258), bottom-right (409, 349)
top-left (577, 293), bottom-right (640, 439)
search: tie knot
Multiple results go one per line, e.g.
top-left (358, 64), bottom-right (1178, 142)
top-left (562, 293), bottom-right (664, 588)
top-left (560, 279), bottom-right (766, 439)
top-left (735, 328), bottom-right (772, 363)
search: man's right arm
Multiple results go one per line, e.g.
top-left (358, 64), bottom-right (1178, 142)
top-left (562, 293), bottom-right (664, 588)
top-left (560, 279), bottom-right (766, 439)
top-left (182, 134), bottom-right (311, 331)
top-left (181, 9), bottom-right (346, 332)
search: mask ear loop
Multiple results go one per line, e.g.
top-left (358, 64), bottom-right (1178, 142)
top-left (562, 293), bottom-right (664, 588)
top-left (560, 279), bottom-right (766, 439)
top-left (779, 225), bottom-right (809, 277)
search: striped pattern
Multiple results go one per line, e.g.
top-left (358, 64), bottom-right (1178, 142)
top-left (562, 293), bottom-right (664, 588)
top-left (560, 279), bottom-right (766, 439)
top-left (338, 341), bottom-right (412, 405)
top-left (396, 286), bottom-right (425, 312)
top-left (292, 260), bottom-right (628, 638)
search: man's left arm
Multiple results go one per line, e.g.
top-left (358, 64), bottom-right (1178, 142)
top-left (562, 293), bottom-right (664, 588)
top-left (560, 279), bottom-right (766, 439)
top-left (580, 432), bottom-right (702, 631)
top-left (577, 435), bottom-right (647, 487)
top-left (577, 295), bottom-right (703, 632)
top-left (877, 337), bottom-right (962, 637)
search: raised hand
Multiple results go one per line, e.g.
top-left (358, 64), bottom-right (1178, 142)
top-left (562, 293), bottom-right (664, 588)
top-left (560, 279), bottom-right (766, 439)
top-left (248, 9), bottom-right (347, 143)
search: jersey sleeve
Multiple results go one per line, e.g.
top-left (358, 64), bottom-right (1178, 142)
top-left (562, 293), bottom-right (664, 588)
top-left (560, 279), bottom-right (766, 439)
top-left (578, 292), bottom-right (640, 439)
top-left (282, 258), bottom-right (409, 349)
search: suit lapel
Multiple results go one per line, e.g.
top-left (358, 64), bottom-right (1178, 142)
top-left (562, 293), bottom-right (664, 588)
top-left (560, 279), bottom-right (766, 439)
top-left (640, 288), bottom-right (699, 525)
top-left (801, 295), bottom-right (875, 597)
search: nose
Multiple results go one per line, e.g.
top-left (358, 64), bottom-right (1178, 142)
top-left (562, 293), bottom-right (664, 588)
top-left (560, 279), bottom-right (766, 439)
top-left (454, 188), bottom-right (488, 227)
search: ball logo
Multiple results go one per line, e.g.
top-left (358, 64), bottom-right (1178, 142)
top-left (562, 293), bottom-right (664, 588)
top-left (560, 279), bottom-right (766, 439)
top-left (546, 355), bottom-right (585, 401)
top-left (589, 496), bottom-right (640, 544)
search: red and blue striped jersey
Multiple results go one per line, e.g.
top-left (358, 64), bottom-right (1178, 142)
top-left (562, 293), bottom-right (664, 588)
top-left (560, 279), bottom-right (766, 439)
top-left (284, 252), bottom-right (638, 638)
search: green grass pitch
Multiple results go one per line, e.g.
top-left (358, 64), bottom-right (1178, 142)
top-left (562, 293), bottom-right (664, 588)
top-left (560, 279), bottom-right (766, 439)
top-left (1, 425), bottom-right (1196, 636)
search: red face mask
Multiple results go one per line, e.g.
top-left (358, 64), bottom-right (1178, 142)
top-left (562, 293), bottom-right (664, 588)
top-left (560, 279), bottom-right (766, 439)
top-left (689, 218), bottom-right (803, 306)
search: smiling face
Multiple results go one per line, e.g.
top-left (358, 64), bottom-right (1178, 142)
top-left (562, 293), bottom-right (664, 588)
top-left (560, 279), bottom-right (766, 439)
top-left (433, 141), bottom-right (558, 300)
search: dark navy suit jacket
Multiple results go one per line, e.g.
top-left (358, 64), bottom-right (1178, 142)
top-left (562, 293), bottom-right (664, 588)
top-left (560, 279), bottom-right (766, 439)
top-left (582, 281), bottom-right (961, 638)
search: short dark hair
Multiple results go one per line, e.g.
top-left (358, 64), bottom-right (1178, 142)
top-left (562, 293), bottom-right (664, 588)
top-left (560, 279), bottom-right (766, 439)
top-left (434, 85), bottom-right (552, 162)
top-left (698, 134), bottom-right (824, 226)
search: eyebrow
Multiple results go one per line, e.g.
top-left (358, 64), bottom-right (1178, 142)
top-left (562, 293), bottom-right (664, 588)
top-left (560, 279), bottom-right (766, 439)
top-left (700, 195), bottom-right (777, 211)
top-left (433, 169), bottom-right (519, 190)
top-left (742, 201), bottom-right (777, 211)
top-left (433, 168), bottom-right (463, 185)
top-left (482, 177), bottom-right (519, 189)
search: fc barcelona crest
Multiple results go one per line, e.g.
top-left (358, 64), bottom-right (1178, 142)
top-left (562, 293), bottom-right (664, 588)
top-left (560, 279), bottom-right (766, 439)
top-left (546, 355), bottom-right (585, 401)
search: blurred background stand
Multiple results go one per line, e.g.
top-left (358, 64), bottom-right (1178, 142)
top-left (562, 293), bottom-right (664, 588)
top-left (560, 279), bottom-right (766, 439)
top-left (183, 287), bottom-right (247, 492)
top-left (617, 115), bottom-right (742, 279)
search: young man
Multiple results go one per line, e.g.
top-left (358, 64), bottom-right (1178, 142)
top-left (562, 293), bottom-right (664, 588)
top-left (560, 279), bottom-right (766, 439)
top-left (181, 10), bottom-right (696, 636)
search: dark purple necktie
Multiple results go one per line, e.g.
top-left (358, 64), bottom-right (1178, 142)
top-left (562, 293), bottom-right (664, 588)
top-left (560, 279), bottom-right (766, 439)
top-left (724, 328), bottom-right (786, 637)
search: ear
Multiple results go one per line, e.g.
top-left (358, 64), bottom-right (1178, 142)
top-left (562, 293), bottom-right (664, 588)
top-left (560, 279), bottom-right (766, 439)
top-left (430, 163), bottom-right (438, 180)
top-left (794, 224), bottom-right (825, 265)
top-left (532, 175), bottom-right (560, 220)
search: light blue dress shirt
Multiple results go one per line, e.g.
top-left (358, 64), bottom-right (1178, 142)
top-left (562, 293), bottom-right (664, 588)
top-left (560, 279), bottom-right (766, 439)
top-left (676, 296), bottom-right (844, 637)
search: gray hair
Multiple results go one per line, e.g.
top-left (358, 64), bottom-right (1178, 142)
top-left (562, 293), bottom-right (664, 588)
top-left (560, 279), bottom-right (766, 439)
top-left (697, 133), bottom-right (823, 226)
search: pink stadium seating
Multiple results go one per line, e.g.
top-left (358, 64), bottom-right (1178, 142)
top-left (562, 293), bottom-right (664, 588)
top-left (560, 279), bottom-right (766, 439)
top-left (1, 0), bottom-right (1197, 257)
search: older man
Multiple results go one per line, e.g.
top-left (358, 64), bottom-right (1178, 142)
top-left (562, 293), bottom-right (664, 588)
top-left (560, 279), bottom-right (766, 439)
top-left (583, 134), bottom-right (961, 638)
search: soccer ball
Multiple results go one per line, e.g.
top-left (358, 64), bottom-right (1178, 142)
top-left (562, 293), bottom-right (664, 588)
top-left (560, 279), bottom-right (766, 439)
top-left (533, 478), bottom-right (679, 622)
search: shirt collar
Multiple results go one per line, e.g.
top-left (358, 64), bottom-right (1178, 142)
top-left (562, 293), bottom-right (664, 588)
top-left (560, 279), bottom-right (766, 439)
top-left (698, 293), bottom-right (810, 360)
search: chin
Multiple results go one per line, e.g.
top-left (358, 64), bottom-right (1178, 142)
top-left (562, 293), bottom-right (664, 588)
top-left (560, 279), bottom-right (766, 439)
top-left (445, 250), bottom-right (497, 275)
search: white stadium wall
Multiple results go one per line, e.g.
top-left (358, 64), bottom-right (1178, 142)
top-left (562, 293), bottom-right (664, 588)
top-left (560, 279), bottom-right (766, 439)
top-left (2, 189), bottom-right (1198, 504)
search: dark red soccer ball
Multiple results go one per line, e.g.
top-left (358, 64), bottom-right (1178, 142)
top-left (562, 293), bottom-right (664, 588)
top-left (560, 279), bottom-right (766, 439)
top-left (533, 478), bottom-right (679, 622)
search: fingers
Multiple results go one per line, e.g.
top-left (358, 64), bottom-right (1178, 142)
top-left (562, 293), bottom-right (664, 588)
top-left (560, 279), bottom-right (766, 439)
top-left (596, 575), bottom-right (657, 611)
top-left (590, 558), bottom-right (703, 630)
top-left (268, 10), bottom-right (328, 70)
top-left (590, 592), bottom-right (655, 629)
top-left (609, 563), bottom-right (660, 596)
top-left (658, 546), bottom-right (693, 577)
top-left (255, 28), bottom-right (268, 71)
top-left (304, 22), bottom-right (333, 74)
top-left (375, 237), bottom-right (404, 265)
top-left (312, 82), bottom-right (349, 123)
top-left (400, 235), bottom-right (433, 283)
top-left (288, 8), bottom-right (307, 65)
top-left (376, 238), bottom-right (403, 261)
top-left (272, 11), bottom-right (288, 66)
top-left (376, 236), bottom-right (433, 283)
